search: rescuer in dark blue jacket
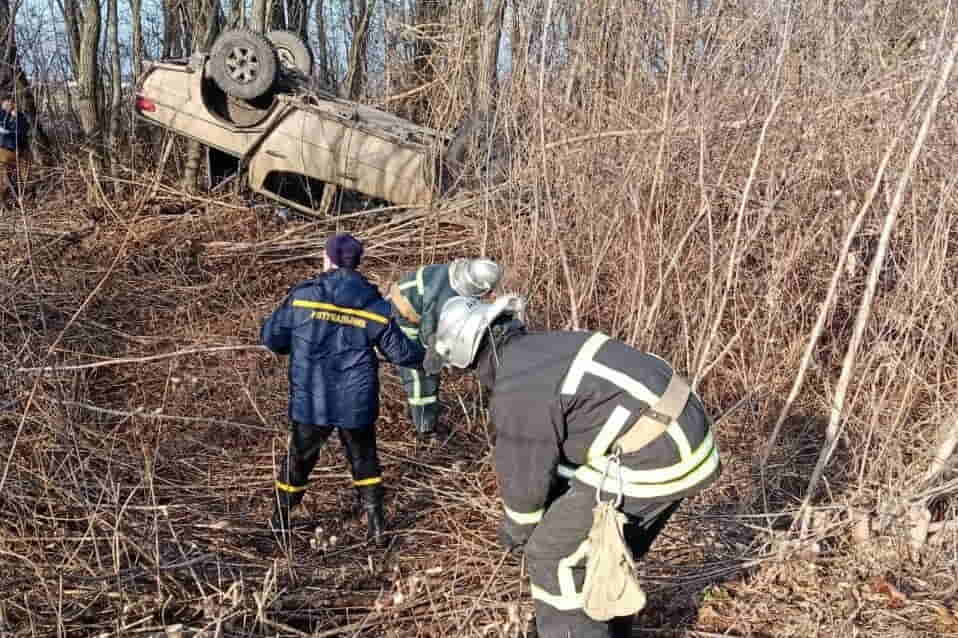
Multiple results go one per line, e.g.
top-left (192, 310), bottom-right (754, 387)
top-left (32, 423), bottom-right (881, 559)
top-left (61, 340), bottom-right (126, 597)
top-left (261, 233), bottom-right (425, 546)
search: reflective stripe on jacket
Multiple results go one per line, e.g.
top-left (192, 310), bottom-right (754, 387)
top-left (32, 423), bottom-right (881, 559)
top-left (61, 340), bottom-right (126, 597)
top-left (261, 268), bottom-right (425, 428)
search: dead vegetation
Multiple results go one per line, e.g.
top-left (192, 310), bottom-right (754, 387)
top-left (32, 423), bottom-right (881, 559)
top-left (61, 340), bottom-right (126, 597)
top-left (4, 2), bottom-right (958, 637)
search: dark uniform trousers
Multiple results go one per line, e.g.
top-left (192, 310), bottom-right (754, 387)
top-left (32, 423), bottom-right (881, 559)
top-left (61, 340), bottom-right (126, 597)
top-left (275, 420), bottom-right (382, 509)
top-left (527, 480), bottom-right (681, 638)
top-left (397, 360), bottom-right (440, 431)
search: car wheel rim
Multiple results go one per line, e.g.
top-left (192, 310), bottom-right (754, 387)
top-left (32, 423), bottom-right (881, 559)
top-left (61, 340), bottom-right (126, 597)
top-left (226, 46), bottom-right (260, 84)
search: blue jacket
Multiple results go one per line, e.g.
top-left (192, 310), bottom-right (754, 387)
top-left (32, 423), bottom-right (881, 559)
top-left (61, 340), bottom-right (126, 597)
top-left (261, 268), bottom-right (425, 428)
top-left (0, 109), bottom-right (27, 152)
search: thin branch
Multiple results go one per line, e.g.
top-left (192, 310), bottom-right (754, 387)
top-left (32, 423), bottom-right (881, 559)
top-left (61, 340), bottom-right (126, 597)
top-left (18, 345), bottom-right (267, 372)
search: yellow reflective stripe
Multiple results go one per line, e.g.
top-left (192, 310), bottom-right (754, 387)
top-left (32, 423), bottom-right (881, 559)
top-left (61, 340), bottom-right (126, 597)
top-left (415, 267), bottom-right (425, 295)
top-left (667, 420), bottom-right (693, 458)
top-left (590, 431), bottom-right (716, 485)
top-left (530, 539), bottom-right (590, 611)
top-left (398, 280), bottom-right (418, 291)
top-left (503, 505), bottom-right (544, 525)
top-left (561, 333), bottom-right (659, 404)
top-left (400, 326), bottom-right (419, 338)
top-left (411, 368), bottom-right (422, 400)
top-left (575, 444), bottom-right (720, 498)
top-left (353, 476), bottom-right (382, 487)
top-left (587, 405), bottom-right (632, 462)
top-left (409, 396), bottom-right (437, 406)
top-left (292, 299), bottom-right (387, 324)
top-left (276, 481), bottom-right (307, 493)
top-left (561, 333), bottom-right (609, 394)
top-left (531, 584), bottom-right (582, 611)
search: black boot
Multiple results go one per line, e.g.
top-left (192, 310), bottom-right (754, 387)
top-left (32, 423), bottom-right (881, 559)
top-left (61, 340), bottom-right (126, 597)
top-left (359, 484), bottom-right (387, 547)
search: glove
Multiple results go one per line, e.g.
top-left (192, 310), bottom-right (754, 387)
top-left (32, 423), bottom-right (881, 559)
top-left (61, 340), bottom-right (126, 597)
top-left (497, 522), bottom-right (527, 554)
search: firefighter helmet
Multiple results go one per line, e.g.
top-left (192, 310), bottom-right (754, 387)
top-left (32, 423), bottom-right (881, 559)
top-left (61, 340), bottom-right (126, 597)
top-left (425, 294), bottom-right (525, 372)
top-left (448, 258), bottom-right (503, 297)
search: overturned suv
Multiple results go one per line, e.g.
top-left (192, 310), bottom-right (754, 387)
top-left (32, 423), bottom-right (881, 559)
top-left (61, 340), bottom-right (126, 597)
top-left (134, 29), bottom-right (498, 214)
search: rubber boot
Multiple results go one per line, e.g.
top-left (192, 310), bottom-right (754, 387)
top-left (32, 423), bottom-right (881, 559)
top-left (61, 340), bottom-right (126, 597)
top-left (359, 484), bottom-right (387, 547)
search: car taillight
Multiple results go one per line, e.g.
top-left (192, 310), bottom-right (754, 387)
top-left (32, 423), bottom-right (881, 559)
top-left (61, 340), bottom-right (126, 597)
top-left (134, 95), bottom-right (156, 112)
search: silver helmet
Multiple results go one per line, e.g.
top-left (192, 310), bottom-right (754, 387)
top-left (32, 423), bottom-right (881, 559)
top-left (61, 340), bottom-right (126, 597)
top-left (448, 258), bottom-right (503, 297)
top-left (427, 294), bottom-right (525, 371)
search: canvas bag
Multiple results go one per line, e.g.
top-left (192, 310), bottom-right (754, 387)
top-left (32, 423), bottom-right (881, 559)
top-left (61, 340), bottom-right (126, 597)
top-left (581, 454), bottom-right (647, 621)
top-left (582, 371), bottom-right (692, 620)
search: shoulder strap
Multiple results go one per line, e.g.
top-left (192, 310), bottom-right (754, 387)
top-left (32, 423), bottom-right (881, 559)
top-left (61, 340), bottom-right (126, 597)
top-left (387, 282), bottom-right (422, 325)
top-left (615, 372), bottom-right (691, 455)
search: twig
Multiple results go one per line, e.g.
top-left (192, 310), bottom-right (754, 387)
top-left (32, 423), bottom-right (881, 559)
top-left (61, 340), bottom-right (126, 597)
top-left (54, 400), bottom-right (277, 432)
top-left (17, 344), bottom-right (267, 372)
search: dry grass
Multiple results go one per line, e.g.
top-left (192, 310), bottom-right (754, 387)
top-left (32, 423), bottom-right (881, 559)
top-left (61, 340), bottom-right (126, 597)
top-left (4, 1), bottom-right (958, 636)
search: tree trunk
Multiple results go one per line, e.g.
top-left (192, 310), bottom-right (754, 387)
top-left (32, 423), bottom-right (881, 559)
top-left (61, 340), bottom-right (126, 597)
top-left (130, 0), bottom-right (145, 79)
top-left (108, 0), bottom-right (121, 136)
top-left (286, 0), bottom-right (309, 40)
top-left (163, 0), bottom-right (184, 58)
top-left (315, 0), bottom-right (333, 88)
top-left (180, 0), bottom-right (220, 191)
top-left (510, 0), bottom-right (525, 87)
top-left (62, 0), bottom-right (82, 70)
top-left (75, 0), bottom-right (102, 138)
top-left (476, 0), bottom-right (507, 116)
top-left (227, 0), bottom-right (243, 29)
top-left (344, 0), bottom-right (374, 99)
top-left (251, 0), bottom-right (268, 32)
top-left (107, 0), bottom-right (122, 182)
top-left (268, 0), bottom-right (286, 30)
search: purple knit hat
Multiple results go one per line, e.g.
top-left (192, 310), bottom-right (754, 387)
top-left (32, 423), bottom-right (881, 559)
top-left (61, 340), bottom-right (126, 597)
top-left (325, 233), bottom-right (363, 268)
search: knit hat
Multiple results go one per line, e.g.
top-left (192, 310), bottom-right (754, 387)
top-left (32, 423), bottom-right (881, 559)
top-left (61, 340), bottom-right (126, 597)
top-left (325, 233), bottom-right (363, 268)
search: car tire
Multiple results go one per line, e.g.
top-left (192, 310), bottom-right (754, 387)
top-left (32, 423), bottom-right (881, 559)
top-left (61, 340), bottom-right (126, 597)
top-left (209, 29), bottom-right (278, 100)
top-left (265, 30), bottom-right (313, 75)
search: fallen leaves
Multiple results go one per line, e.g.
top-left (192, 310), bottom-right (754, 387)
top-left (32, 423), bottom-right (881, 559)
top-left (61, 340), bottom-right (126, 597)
top-left (870, 577), bottom-right (907, 609)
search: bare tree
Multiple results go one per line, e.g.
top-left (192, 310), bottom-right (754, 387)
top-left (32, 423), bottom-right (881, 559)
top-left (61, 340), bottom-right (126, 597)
top-left (251, 0), bottom-right (267, 32)
top-left (69, 0), bottom-right (102, 137)
top-left (476, 0), bottom-right (507, 115)
top-left (314, 0), bottom-right (333, 87)
top-left (285, 0), bottom-right (310, 39)
top-left (163, 0), bottom-right (185, 57)
top-left (107, 0), bottom-right (122, 153)
top-left (129, 0), bottom-right (145, 79)
top-left (180, 0), bottom-right (221, 189)
top-left (344, 0), bottom-right (374, 99)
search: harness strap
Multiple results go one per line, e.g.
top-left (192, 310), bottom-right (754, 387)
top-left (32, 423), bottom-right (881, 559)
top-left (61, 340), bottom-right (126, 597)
top-left (615, 372), bottom-right (692, 455)
top-left (387, 282), bottom-right (422, 325)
